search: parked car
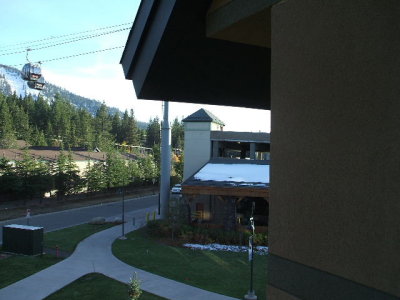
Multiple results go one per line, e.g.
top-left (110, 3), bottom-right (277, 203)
top-left (171, 184), bottom-right (182, 194)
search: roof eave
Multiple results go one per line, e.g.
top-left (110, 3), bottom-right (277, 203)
top-left (121, 0), bottom-right (270, 110)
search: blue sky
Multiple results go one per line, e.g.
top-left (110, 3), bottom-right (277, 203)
top-left (0, 0), bottom-right (270, 132)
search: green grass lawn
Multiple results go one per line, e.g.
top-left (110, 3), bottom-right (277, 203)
top-left (0, 254), bottom-right (62, 289)
top-left (44, 223), bottom-right (115, 252)
top-left (113, 228), bottom-right (267, 300)
top-left (0, 223), bottom-right (115, 289)
top-left (45, 273), bottom-right (165, 300)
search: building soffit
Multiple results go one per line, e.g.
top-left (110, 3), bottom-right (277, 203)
top-left (206, 0), bottom-right (281, 47)
top-left (120, 0), bottom-right (271, 110)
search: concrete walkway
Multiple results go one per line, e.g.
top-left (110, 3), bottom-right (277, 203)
top-left (0, 207), bottom-right (239, 300)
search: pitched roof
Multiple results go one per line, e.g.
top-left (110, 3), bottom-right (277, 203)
top-left (182, 108), bottom-right (225, 126)
top-left (0, 149), bottom-right (136, 162)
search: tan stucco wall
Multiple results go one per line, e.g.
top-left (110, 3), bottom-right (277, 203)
top-left (75, 161), bottom-right (90, 176)
top-left (183, 122), bottom-right (212, 181)
top-left (269, 0), bottom-right (400, 297)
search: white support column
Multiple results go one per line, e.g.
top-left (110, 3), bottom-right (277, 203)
top-left (160, 101), bottom-right (171, 218)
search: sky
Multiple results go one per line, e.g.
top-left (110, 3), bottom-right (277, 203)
top-left (0, 0), bottom-right (270, 132)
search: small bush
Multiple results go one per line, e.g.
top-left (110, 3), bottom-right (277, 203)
top-left (146, 219), bottom-right (172, 237)
top-left (253, 233), bottom-right (268, 246)
top-left (128, 272), bottom-right (142, 300)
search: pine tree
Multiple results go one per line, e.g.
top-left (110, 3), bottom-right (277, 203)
top-left (15, 152), bottom-right (52, 202)
top-left (95, 103), bottom-right (112, 133)
top-left (0, 99), bottom-right (16, 148)
top-left (76, 109), bottom-right (94, 150)
top-left (85, 160), bottom-right (107, 192)
top-left (13, 105), bottom-right (31, 142)
top-left (171, 117), bottom-right (184, 149)
top-left (46, 121), bottom-right (55, 146)
top-left (120, 110), bottom-right (130, 143)
top-left (94, 103), bottom-right (114, 151)
top-left (31, 127), bottom-right (47, 146)
top-left (51, 95), bottom-right (73, 147)
top-left (145, 117), bottom-right (161, 147)
top-left (0, 157), bottom-right (19, 196)
top-left (33, 96), bottom-right (50, 132)
top-left (104, 152), bottom-right (129, 188)
top-left (111, 112), bottom-right (122, 142)
top-left (127, 160), bottom-right (144, 184)
top-left (54, 151), bottom-right (81, 199)
top-left (126, 109), bottom-right (140, 145)
top-left (138, 156), bottom-right (159, 183)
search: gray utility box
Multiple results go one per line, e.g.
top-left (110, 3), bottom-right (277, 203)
top-left (2, 224), bottom-right (44, 255)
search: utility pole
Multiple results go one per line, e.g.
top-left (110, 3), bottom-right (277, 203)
top-left (121, 188), bottom-right (126, 238)
top-left (160, 101), bottom-right (171, 218)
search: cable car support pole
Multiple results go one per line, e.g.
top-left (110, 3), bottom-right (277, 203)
top-left (160, 101), bottom-right (171, 218)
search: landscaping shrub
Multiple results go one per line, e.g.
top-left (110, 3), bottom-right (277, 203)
top-left (128, 272), bottom-right (142, 300)
top-left (146, 220), bottom-right (268, 246)
top-left (253, 233), bottom-right (268, 246)
top-left (146, 220), bottom-right (171, 237)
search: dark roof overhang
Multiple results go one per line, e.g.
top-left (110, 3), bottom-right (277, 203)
top-left (210, 131), bottom-right (270, 143)
top-left (183, 184), bottom-right (269, 198)
top-left (121, 0), bottom-right (270, 110)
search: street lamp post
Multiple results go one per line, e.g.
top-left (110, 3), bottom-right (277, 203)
top-left (245, 202), bottom-right (257, 300)
top-left (120, 187), bottom-right (126, 239)
top-left (122, 188), bottom-right (126, 236)
top-left (120, 177), bottom-right (134, 240)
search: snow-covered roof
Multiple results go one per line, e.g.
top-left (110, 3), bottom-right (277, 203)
top-left (4, 224), bottom-right (43, 230)
top-left (194, 163), bottom-right (269, 184)
top-left (182, 159), bottom-right (269, 197)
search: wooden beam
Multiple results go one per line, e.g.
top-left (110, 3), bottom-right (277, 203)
top-left (183, 185), bottom-right (269, 198)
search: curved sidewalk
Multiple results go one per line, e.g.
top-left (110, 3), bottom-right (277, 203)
top-left (0, 207), bottom-right (239, 300)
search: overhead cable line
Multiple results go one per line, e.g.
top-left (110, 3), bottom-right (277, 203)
top-left (0, 27), bottom-right (131, 57)
top-left (11, 46), bottom-right (126, 66)
top-left (0, 22), bottom-right (133, 50)
top-left (0, 26), bottom-right (131, 53)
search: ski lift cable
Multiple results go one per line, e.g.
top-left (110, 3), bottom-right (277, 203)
top-left (0, 26), bottom-right (131, 53)
top-left (11, 46), bottom-right (126, 66)
top-left (0, 22), bottom-right (133, 50)
top-left (0, 27), bottom-right (131, 57)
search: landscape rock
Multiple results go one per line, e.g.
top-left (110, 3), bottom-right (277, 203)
top-left (89, 217), bottom-right (106, 225)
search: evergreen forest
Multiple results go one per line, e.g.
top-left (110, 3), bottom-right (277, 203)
top-left (0, 91), bottom-right (185, 201)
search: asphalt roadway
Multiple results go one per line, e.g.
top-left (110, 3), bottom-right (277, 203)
top-left (0, 194), bottom-right (159, 243)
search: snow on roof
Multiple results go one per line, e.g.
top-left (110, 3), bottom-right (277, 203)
top-left (4, 224), bottom-right (43, 230)
top-left (194, 163), bottom-right (269, 183)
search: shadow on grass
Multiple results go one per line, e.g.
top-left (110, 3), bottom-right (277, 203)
top-left (113, 228), bottom-right (267, 300)
top-left (44, 273), bottom-right (166, 300)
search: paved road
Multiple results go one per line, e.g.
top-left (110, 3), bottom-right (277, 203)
top-left (0, 194), bottom-right (159, 243)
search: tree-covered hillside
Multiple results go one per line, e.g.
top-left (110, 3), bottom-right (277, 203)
top-left (0, 90), bottom-right (184, 152)
top-left (0, 91), bottom-right (143, 150)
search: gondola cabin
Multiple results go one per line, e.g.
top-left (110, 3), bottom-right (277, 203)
top-left (22, 63), bottom-right (42, 81)
top-left (27, 76), bottom-right (45, 90)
